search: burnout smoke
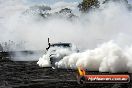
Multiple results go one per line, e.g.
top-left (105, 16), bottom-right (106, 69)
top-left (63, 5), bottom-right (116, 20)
top-left (57, 41), bottom-right (132, 73)
top-left (37, 45), bottom-right (78, 67)
top-left (0, 0), bottom-right (132, 72)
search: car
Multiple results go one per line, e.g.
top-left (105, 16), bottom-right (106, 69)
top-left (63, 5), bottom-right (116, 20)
top-left (45, 38), bottom-right (79, 69)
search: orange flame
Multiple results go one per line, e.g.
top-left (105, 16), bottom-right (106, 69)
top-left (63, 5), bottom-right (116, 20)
top-left (77, 66), bottom-right (86, 76)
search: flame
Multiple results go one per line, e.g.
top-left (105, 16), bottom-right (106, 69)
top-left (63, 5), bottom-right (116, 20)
top-left (77, 66), bottom-right (86, 76)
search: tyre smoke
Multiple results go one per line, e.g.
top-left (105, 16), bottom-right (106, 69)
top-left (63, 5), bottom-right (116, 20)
top-left (0, 0), bottom-right (132, 72)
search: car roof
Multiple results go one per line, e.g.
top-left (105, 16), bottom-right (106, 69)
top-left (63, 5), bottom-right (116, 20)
top-left (50, 43), bottom-right (71, 47)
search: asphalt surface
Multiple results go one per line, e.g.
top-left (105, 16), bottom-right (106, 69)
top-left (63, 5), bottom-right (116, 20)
top-left (0, 60), bottom-right (132, 88)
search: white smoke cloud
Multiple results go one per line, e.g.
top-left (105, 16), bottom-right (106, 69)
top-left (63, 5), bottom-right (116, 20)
top-left (37, 1), bottom-right (132, 73)
top-left (37, 45), bottom-right (78, 67)
top-left (1, 0), bottom-right (132, 50)
top-left (56, 41), bottom-right (128, 72)
top-left (0, 0), bottom-right (132, 72)
top-left (38, 41), bottom-right (132, 73)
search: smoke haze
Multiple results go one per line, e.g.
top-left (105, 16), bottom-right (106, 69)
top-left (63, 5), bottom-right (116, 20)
top-left (0, 0), bottom-right (132, 72)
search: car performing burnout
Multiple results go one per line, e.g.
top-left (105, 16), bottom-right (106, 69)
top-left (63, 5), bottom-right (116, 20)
top-left (37, 38), bottom-right (79, 69)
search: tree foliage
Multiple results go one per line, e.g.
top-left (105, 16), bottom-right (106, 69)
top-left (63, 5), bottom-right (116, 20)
top-left (78, 0), bottom-right (100, 12)
top-left (78, 0), bottom-right (129, 12)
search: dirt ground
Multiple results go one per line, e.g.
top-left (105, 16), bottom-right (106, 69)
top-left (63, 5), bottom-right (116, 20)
top-left (0, 61), bottom-right (131, 88)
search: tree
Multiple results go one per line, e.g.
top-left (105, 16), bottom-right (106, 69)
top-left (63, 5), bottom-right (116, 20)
top-left (78, 0), bottom-right (129, 12)
top-left (78, 0), bottom-right (100, 12)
